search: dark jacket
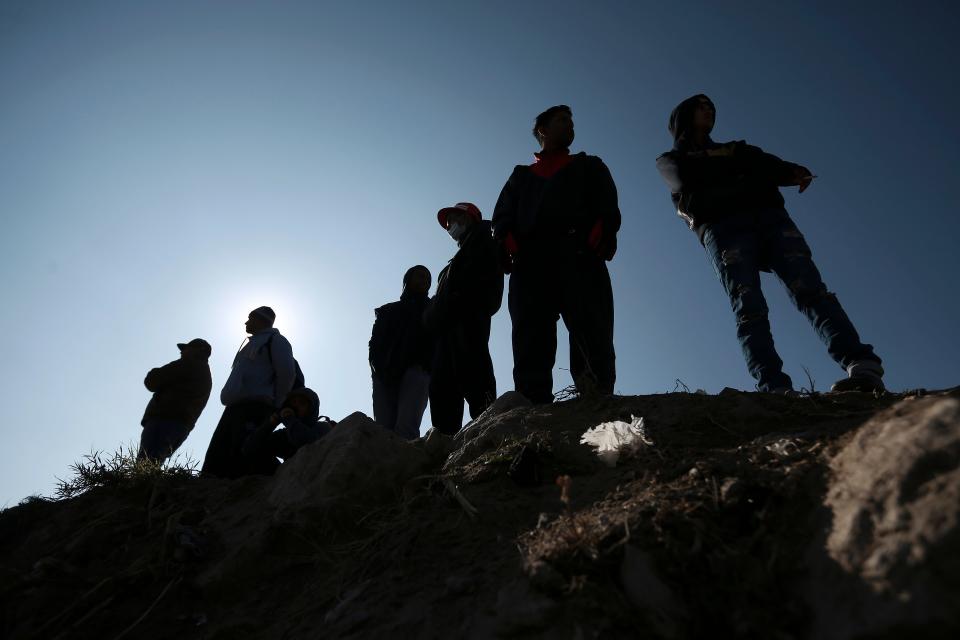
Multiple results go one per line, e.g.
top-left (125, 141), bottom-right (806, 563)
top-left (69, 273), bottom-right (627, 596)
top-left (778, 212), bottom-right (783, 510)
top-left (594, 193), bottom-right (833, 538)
top-left (656, 94), bottom-right (805, 241)
top-left (369, 291), bottom-right (434, 384)
top-left (424, 220), bottom-right (503, 331)
top-left (656, 140), bottom-right (803, 240)
top-left (491, 152), bottom-right (621, 252)
top-left (141, 357), bottom-right (212, 428)
top-left (241, 387), bottom-right (332, 474)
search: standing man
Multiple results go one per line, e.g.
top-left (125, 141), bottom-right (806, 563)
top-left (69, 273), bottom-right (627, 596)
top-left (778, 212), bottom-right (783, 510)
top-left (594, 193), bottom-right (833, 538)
top-left (139, 338), bottom-right (212, 462)
top-left (492, 105), bottom-right (621, 404)
top-left (425, 202), bottom-right (503, 434)
top-left (655, 94), bottom-right (884, 393)
top-left (369, 266), bottom-right (433, 439)
top-left (201, 306), bottom-right (298, 477)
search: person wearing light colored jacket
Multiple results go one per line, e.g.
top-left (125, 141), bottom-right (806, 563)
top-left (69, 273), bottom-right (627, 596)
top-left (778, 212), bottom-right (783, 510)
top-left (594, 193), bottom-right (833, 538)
top-left (201, 306), bottom-right (298, 477)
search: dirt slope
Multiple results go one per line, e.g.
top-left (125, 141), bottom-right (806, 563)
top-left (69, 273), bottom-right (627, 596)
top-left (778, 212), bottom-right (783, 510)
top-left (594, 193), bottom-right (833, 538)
top-left (2, 387), bottom-right (958, 639)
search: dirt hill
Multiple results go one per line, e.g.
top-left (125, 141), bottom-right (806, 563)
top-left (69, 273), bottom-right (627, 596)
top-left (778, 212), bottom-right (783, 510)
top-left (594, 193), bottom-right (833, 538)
top-left (2, 387), bottom-right (959, 639)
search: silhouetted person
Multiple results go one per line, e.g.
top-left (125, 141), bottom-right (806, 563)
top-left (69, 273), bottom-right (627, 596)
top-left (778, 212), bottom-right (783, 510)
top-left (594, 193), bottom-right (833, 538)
top-left (138, 338), bottom-right (212, 463)
top-left (425, 203), bottom-right (503, 435)
top-left (656, 94), bottom-right (884, 393)
top-left (201, 306), bottom-right (298, 477)
top-left (492, 105), bottom-right (621, 404)
top-left (240, 387), bottom-right (332, 475)
top-left (369, 266), bottom-right (433, 439)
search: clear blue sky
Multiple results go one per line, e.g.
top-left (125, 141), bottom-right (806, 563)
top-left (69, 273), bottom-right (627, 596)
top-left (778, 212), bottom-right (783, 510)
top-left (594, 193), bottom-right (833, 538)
top-left (2, 1), bottom-right (958, 506)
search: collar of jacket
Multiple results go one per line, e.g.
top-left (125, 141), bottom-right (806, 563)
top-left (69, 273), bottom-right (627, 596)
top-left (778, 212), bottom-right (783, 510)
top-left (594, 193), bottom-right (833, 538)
top-left (245, 328), bottom-right (278, 355)
top-left (673, 134), bottom-right (716, 152)
top-left (530, 147), bottom-right (573, 178)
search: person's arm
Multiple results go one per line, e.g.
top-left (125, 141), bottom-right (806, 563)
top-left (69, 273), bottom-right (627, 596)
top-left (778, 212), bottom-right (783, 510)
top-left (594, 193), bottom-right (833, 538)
top-left (240, 413), bottom-right (281, 458)
top-left (741, 143), bottom-right (813, 191)
top-left (144, 360), bottom-right (183, 392)
top-left (271, 336), bottom-right (296, 406)
top-left (587, 157), bottom-right (621, 260)
top-left (491, 168), bottom-right (523, 273)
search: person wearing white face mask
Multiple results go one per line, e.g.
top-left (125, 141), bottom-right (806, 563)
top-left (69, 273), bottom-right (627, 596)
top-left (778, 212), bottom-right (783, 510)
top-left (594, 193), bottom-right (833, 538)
top-left (424, 203), bottom-right (504, 435)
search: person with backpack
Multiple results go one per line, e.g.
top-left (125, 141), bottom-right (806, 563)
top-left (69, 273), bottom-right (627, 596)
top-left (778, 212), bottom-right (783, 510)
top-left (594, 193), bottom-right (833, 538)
top-left (492, 105), bottom-right (621, 404)
top-left (369, 266), bottom-right (434, 439)
top-left (425, 202), bottom-right (503, 434)
top-left (655, 94), bottom-right (884, 393)
top-left (138, 338), bottom-right (212, 462)
top-left (240, 387), bottom-right (334, 475)
top-left (201, 306), bottom-right (302, 477)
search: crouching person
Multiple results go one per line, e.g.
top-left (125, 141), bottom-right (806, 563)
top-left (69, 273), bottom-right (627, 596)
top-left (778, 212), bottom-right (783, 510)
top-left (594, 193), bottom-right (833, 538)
top-left (139, 338), bottom-right (212, 463)
top-left (369, 266), bottom-right (434, 440)
top-left (240, 387), bottom-right (333, 475)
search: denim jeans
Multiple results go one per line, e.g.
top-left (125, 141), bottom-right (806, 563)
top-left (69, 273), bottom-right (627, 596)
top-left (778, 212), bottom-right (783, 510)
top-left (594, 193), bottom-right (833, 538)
top-left (139, 418), bottom-right (191, 463)
top-left (372, 366), bottom-right (430, 440)
top-left (701, 208), bottom-right (880, 391)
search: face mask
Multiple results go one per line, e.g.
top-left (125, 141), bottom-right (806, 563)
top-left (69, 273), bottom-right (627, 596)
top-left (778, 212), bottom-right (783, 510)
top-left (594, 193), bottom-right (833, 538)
top-left (447, 222), bottom-right (467, 241)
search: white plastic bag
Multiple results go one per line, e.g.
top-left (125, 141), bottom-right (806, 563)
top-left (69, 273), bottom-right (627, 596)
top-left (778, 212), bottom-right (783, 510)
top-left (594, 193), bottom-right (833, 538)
top-left (580, 415), bottom-right (651, 467)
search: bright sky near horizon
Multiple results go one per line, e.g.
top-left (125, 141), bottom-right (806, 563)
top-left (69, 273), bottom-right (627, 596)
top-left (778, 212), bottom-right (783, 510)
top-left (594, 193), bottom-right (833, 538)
top-left (2, 1), bottom-right (958, 506)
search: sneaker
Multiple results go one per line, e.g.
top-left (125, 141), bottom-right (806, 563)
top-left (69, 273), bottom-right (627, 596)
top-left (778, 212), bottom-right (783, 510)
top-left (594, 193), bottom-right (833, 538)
top-left (831, 359), bottom-right (885, 393)
top-left (830, 376), bottom-right (885, 393)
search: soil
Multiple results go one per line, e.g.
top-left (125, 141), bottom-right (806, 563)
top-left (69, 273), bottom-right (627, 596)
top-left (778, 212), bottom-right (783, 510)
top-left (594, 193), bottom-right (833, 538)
top-left (2, 387), bottom-right (958, 639)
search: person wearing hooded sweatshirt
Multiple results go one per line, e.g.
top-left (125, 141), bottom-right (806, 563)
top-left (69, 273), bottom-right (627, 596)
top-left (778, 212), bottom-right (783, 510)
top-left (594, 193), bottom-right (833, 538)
top-left (201, 306), bottom-right (299, 477)
top-left (240, 387), bottom-right (332, 475)
top-left (139, 338), bottom-right (212, 462)
top-left (369, 266), bottom-right (434, 439)
top-left (655, 94), bottom-right (884, 393)
top-left (491, 105), bottom-right (621, 404)
top-left (424, 202), bottom-right (504, 435)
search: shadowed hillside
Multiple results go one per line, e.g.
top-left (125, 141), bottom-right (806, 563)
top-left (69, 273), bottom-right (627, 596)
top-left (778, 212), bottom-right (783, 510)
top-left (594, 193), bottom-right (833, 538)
top-left (2, 387), bottom-right (959, 639)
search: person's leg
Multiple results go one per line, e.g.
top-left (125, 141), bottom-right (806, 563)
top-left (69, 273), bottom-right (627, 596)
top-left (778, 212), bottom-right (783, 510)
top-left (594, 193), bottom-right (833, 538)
top-left (394, 366), bottom-right (431, 439)
top-left (138, 418), bottom-right (183, 462)
top-left (702, 219), bottom-right (793, 392)
top-left (201, 407), bottom-right (243, 477)
top-left (561, 257), bottom-right (616, 395)
top-left (509, 264), bottom-right (560, 404)
top-left (372, 374), bottom-right (398, 431)
top-left (429, 334), bottom-right (465, 435)
top-left (457, 317), bottom-right (497, 419)
top-left (763, 209), bottom-right (883, 389)
top-left (225, 403), bottom-right (275, 478)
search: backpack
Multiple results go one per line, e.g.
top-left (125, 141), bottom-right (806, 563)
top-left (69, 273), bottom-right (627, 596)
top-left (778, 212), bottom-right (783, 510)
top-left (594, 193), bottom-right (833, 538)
top-left (265, 334), bottom-right (305, 390)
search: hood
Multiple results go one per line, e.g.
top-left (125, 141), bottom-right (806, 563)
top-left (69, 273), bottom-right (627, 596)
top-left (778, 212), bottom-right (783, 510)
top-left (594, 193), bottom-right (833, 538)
top-left (283, 387), bottom-right (320, 422)
top-left (668, 93), bottom-right (714, 146)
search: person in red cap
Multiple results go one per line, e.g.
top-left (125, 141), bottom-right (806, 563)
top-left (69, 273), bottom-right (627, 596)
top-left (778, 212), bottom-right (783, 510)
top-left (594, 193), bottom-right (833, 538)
top-left (138, 338), bottom-right (212, 462)
top-left (424, 202), bottom-right (504, 434)
top-left (491, 105), bottom-right (620, 404)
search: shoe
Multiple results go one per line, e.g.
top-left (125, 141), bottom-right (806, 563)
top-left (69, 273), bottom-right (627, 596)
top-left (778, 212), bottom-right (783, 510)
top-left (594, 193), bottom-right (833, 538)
top-left (768, 386), bottom-right (800, 397)
top-left (830, 376), bottom-right (885, 393)
top-left (831, 359), bottom-right (885, 393)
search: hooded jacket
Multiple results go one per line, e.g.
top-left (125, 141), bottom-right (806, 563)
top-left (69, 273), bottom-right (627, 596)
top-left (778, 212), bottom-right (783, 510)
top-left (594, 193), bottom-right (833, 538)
top-left (369, 291), bottom-right (434, 384)
top-left (656, 94), bottom-right (806, 241)
top-left (141, 356), bottom-right (212, 428)
top-left (424, 220), bottom-right (503, 331)
top-left (220, 328), bottom-right (296, 408)
top-left (241, 387), bottom-right (331, 471)
top-left (492, 152), bottom-right (621, 254)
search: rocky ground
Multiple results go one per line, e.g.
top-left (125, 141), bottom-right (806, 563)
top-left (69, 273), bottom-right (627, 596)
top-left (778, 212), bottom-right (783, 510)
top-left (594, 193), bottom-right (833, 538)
top-left (2, 386), bottom-right (959, 639)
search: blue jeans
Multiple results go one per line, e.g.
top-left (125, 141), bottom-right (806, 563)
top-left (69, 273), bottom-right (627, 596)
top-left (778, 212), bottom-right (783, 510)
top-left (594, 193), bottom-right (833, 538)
top-left (701, 208), bottom-right (880, 391)
top-left (139, 418), bottom-right (191, 462)
top-left (372, 366), bottom-right (430, 440)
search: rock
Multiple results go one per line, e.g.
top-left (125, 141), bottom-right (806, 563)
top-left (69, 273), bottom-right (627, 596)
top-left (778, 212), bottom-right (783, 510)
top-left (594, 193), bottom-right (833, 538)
top-left (812, 396), bottom-right (960, 637)
top-left (268, 412), bottom-right (431, 523)
top-left (460, 392), bottom-right (532, 439)
top-left (422, 428), bottom-right (455, 465)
